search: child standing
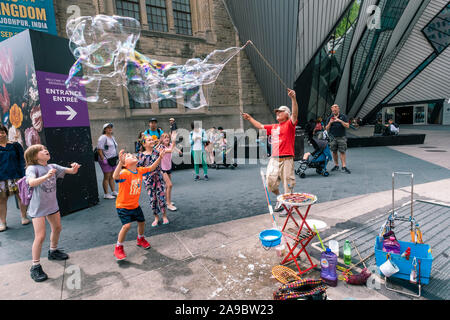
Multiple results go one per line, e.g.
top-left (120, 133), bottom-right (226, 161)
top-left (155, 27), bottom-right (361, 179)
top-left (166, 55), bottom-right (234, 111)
top-left (138, 136), bottom-right (168, 227)
top-left (24, 144), bottom-right (81, 282)
top-left (159, 132), bottom-right (182, 211)
top-left (112, 149), bottom-right (164, 261)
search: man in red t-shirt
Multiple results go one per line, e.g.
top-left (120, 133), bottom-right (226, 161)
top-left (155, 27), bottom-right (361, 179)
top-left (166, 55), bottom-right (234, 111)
top-left (242, 89), bottom-right (298, 214)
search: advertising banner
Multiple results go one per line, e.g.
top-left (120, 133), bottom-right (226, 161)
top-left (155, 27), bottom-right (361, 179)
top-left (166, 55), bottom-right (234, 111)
top-left (0, 0), bottom-right (57, 42)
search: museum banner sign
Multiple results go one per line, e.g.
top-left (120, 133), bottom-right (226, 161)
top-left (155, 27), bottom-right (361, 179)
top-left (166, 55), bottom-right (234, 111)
top-left (0, 0), bottom-right (57, 41)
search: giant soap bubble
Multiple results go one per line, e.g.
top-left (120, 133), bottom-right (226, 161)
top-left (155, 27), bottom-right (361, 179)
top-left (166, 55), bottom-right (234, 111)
top-left (65, 15), bottom-right (244, 109)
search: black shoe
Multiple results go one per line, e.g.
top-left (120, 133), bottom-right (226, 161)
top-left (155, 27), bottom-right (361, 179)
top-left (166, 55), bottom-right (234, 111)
top-left (342, 167), bottom-right (351, 174)
top-left (48, 249), bottom-right (69, 261)
top-left (194, 175), bottom-right (200, 181)
top-left (30, 264), bottom-right (48, 282)
top-left (331, 166), bottom-right (340, 172)
top-left (204, 175), bottom-right (209, 181)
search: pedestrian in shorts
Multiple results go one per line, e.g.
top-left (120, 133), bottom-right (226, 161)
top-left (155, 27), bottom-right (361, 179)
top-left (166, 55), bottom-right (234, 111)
top-left (325, 104), bottom-right (351, 174)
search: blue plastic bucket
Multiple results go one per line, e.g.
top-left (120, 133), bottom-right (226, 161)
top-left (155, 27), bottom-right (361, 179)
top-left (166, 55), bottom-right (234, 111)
top-left (259, 229), bottom-right (282, 248)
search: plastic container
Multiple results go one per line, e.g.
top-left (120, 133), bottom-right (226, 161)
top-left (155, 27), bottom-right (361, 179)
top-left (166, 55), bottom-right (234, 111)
top-left (343, 240), bottom-right (352, 265)
top-left (379, 259), bottom-right (400, 277)
top-left (259, 229), bottom-right (282, 248)
top-left (275, 244), bottom-right (286, 257)
top-left (382, 236), bottom-right (401, 254)
top-left (329, 240), bottom-right (339, 257)
top-left (320, 248), bottom-right (338, 287)
top-left (374, 236), bottom-right (433, 284)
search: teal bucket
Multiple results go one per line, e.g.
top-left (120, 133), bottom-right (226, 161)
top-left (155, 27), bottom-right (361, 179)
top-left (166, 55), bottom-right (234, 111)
top-left (259, 229), bottom-right (282, 248)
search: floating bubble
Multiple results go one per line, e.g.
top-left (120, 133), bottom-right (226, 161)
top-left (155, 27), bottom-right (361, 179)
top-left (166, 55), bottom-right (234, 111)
top-left (65, 15), bottom-right (245, 109)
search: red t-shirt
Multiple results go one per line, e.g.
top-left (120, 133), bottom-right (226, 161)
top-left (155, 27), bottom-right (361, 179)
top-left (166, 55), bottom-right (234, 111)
top-left (264, 119), bottom-right (298, 157)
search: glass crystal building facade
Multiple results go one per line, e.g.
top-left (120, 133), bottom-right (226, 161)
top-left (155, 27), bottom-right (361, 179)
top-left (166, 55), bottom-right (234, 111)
top-left (225, 0), bottom-right (450, 126)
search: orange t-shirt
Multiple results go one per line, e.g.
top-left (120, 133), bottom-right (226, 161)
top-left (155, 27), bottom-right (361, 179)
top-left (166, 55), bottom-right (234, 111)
top-left (115, 167), bottom-right (153, 210)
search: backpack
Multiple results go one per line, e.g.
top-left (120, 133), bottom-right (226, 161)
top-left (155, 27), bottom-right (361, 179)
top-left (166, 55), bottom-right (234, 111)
top-left (93, 147), bottom-right (99, 162)
top-left (94, 136), bottom-right (116, 162)
top-left (16, 166), bottom-right (44, 206)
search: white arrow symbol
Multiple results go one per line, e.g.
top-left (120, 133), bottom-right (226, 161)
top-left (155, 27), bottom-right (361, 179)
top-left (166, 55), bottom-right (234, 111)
top-left (56, 105), bottom-right (77, 121)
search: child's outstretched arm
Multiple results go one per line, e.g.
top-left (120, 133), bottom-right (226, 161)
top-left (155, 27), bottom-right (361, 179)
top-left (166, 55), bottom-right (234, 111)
top-left (113, 150), bottom-right (126, 180)
top-left (146, 149), bottom-right (166, 172)
top-left (165, 131), bottom-right (178, 153)
top-left (65, 163), bottom-right (81, 175)
top-left (28, 169), bottom-right (57, 187)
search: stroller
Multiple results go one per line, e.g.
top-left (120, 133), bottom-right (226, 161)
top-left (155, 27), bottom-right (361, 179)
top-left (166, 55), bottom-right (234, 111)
top-left (295, 135), bottom-right (332, 178)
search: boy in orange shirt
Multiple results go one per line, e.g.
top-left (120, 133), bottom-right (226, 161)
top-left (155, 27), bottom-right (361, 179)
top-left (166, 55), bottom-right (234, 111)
top-left (112, 149), bottom-right (165, 260)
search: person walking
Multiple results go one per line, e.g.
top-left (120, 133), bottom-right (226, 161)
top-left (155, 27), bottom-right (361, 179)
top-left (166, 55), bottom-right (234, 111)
top-left (325, 104), bottom-right (351, 174)
top-left (97, 123), bottom-right (119, 199)
top-left (0, 125), bottom-right (30, 231)
top-left (242, 89), bottom-right (298, 215)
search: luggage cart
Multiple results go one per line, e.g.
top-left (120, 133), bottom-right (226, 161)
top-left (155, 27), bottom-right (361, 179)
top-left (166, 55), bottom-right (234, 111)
top-left (375, 172), bottom-right (433, 298)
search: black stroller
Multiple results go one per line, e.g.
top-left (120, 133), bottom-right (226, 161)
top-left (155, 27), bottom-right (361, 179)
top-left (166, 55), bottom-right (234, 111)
top-left (295, 136), bottom-right (332, 178)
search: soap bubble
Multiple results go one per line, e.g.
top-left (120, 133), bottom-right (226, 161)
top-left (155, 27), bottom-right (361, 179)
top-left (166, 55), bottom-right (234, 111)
top-left (65, 15), bottom-right (244, 109)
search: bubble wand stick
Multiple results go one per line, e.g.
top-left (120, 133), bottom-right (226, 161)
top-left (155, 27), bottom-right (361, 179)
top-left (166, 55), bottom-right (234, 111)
top-left (260, 169), bottom-right (278, 229)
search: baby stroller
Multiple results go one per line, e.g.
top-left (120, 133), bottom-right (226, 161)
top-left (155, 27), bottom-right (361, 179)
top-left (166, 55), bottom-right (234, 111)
top-left (295, 136), bottom-right (332, 178)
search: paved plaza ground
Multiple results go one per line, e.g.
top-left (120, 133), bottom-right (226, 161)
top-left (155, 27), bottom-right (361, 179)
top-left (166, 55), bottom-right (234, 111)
top-left (0, 125), bottom-right (449, 300)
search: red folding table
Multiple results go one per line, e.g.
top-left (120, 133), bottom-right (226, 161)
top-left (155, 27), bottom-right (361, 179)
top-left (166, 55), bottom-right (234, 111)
top-left (277, 193), bottom-right (318, 276)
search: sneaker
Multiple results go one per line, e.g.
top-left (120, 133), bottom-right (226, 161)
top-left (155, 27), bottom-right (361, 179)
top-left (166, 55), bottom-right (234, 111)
top-left (279, 211), bottom-right (288, 217)
top-left (111, 191), bottom-right (119, 197)
top-left (136, 237), bottom-right (151, 250)
top-left (48, 249), bottom-right (69, 261)
top-left (0, 222), bottom-right (6, 232)
top-left (30, 264), bottom-right (48, 282)
top-left (104, 193), bottom-right (115, 199)
top-left (194, 175), bottom-right (200, 181)
top-left (204, 175), bottom-right (209, 181)
top-left (342, 167), bottom-right (351, 174)
top-left (114, 245), bottom-right (127, 261)
top-left (331, 166), bottom-right (340, 172)
top-left (273, 202), bottom-right (284, 212)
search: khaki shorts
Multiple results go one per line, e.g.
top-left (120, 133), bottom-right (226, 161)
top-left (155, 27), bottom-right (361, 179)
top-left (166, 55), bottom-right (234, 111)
top-left (330, 136), bottom-right (347, 153)
top-left (266, 157), bottom-right (296, 194)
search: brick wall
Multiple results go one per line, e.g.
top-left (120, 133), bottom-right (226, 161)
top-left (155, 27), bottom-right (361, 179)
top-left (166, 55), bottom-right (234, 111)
top-left (53, 0), bottom-right (274, 151)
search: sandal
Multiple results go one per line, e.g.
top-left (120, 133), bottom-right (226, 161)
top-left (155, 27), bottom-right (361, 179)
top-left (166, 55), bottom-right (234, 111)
top-left (22, 218), bottom-right (31, 225)
top-left (163, 219), bottom-right (169, 225)
top-left (151, 220), bottom-right (158, 227)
